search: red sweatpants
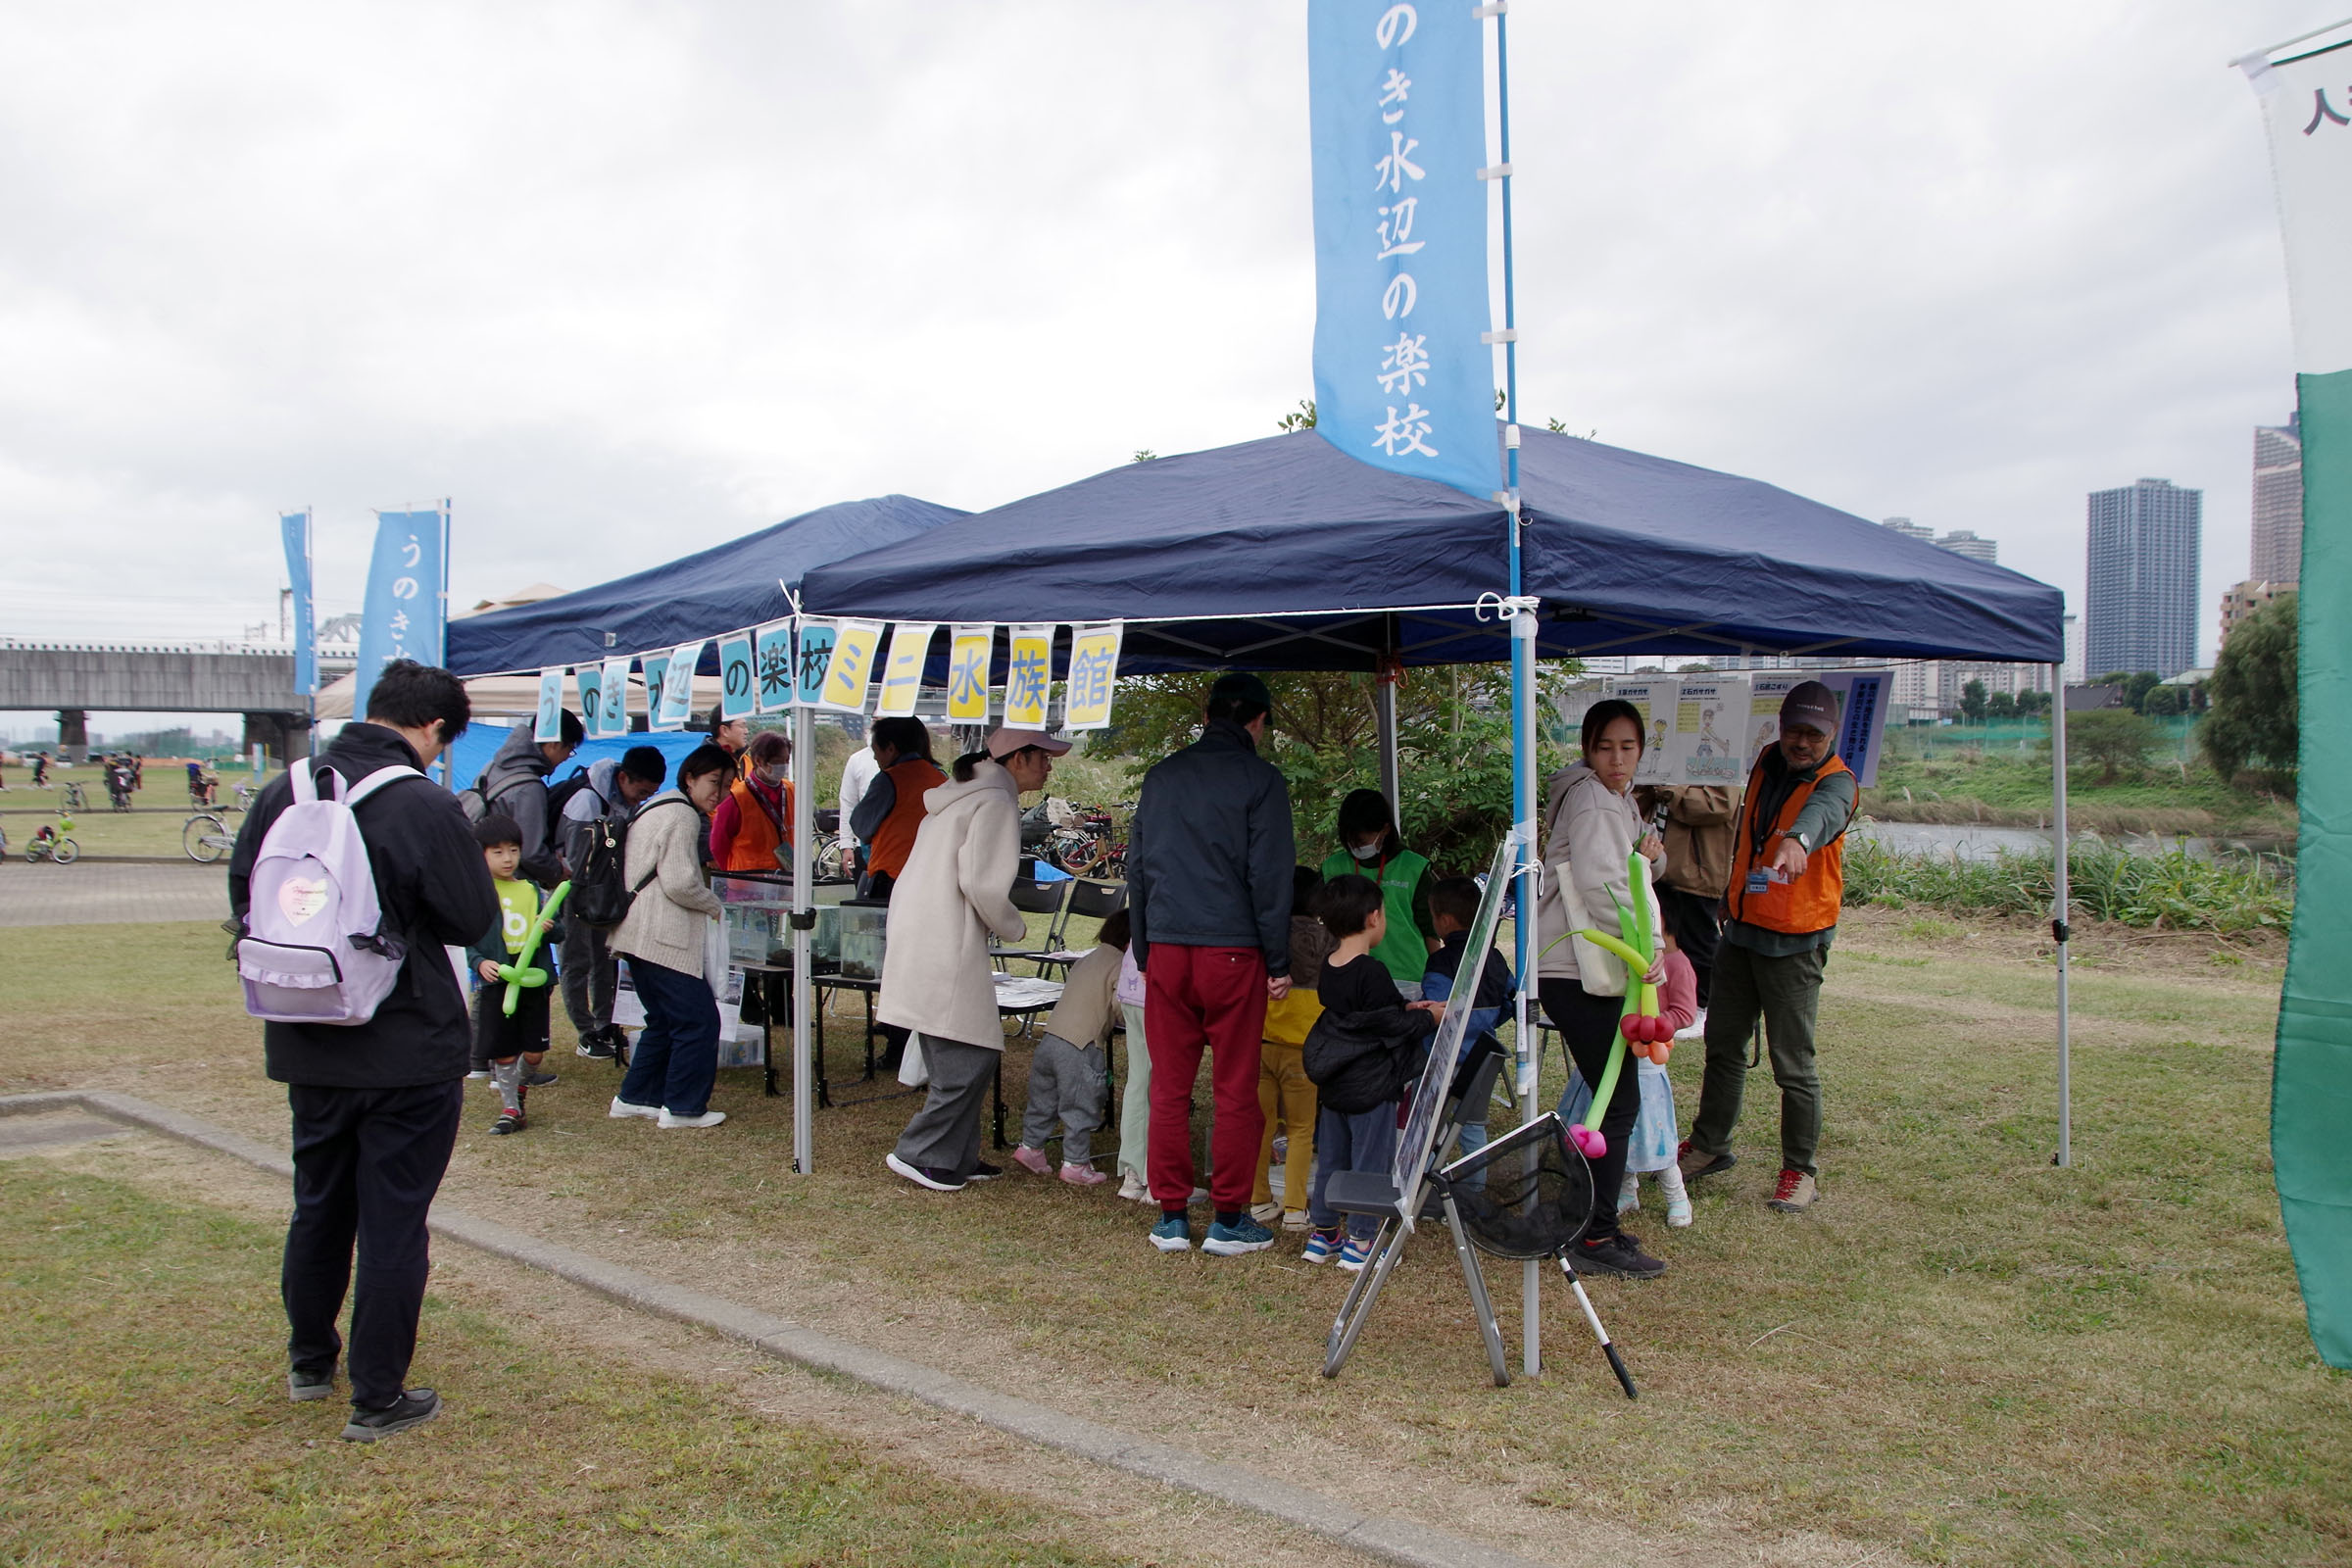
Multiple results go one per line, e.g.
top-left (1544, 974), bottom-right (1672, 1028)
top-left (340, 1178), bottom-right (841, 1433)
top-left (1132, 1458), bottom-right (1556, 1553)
top-left (1144, 944), bottom-right (1268, 1212)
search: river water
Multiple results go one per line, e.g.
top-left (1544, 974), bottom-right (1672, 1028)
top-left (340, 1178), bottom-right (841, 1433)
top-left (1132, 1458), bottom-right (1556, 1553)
top-left (1853, 821), bottom-right (2289, 864)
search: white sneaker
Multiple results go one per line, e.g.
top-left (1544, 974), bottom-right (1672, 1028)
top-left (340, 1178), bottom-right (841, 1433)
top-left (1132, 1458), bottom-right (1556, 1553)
top-left (608, 1097), bottom-right (661, 1120)
top-left (657, 1108), bottom-right (726, 1129)
top-left (1249, 1200), bottom-right (1283, 1225)
top-left (1674, 1007), bottom-right (1707, 1044)
top-left (1667, 1194), bottom-right (1693, 1227)
top-left (1117, 1172), bottom-right (1151, 1201)
top-left (466, 1069), bottom-right (490, 1081)
top-left (1617, 1172), bottom-right (1641, 1214)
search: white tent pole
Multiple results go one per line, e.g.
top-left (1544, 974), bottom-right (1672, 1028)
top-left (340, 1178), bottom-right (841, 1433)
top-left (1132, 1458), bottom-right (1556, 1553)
top-left (792, 699), bottom-right (815, 1173)
top-left (2050, 664), bottom-right (2072, 1168)
top-left (1376, 671), bottom-right (1401, 811)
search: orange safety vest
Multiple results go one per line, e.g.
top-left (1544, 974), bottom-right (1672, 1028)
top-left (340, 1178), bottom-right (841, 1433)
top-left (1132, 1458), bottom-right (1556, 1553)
top-left (716, 776), bottom-right (793, 873)
top-left (866, 758), bottom-right (945, 881)
top-left (1723, 752), bottom-right (1854, 936)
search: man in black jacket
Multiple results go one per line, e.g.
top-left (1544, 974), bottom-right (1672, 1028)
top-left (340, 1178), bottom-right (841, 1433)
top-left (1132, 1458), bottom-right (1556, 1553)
top-left (227, 661), bottom-right (498, 1443)
top-left (1127, 671), bottom-right (1296, 1257)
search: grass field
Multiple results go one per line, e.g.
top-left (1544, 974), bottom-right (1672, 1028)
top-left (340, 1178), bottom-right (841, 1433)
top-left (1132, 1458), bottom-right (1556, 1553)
top-left (0, 761), bottom-right (262, 859)
top-left (1866, 745), bottom-right (2296, 841)
top-left (0, 1160), bottom-right (1129, 1567)
top-left (1, 909), bottom-right (2345, 1565)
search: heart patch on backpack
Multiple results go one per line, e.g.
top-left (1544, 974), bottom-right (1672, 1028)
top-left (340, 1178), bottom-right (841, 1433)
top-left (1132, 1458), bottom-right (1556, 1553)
top-left (278, 877), bottom-right (330, 925)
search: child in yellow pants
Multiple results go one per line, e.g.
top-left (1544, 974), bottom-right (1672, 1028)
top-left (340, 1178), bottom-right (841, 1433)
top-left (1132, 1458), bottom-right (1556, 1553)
top-left (1254, 867), bottom-right (1334, 1230)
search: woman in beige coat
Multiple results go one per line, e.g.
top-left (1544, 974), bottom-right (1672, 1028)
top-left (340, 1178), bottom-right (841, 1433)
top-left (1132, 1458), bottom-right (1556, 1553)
top-left (883, 727), bottom-right (1069, 1192)
top-left (610, 744), bottom-right (735, 1129)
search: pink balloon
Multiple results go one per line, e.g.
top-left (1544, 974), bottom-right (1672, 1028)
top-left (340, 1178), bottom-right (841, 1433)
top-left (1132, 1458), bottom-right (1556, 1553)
top-left (1570, 1124), bottom-right (1608, 1159)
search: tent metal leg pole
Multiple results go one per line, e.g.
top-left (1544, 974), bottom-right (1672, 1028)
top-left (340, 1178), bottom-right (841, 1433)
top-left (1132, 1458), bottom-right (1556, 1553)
top-left (2050, 662), bottom-right (2071, 1168)
top-left (792, 701), bottom-right (815, 1174)
top-left (1376, 674), bottom-right (1400, 814)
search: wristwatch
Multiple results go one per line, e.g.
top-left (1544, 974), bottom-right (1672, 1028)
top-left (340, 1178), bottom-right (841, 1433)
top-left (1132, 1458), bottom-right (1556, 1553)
top-left (1789, 830), bottom-right (1813, 852)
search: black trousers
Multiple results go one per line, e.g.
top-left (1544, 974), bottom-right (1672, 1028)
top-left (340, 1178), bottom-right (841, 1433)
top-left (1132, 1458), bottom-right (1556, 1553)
top-left (282, 1079), bottom-right (464, 1409)
top-left (1656, 885), bottom-right (1722, 1007)
top-left (1539, 979), bottom-right (1642, 1244)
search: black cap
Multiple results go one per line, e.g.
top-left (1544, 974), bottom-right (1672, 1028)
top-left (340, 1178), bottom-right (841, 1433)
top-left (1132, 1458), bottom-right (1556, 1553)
top-left (1209, 671), bottom-right (1273, 710)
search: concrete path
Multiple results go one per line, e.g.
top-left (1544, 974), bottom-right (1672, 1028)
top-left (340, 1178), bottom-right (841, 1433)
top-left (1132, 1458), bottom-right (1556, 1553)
top-left (2, 1088), bottom-right (1556, 1568)
top-left (0, 861), bottom-right (228, 927)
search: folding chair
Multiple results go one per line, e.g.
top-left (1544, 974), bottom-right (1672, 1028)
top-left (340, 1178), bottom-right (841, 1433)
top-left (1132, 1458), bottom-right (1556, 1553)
top-left (1035, 878), bottom-right (1126, 979)
top-left (1319, 1070), bottom-right (1639, 1398)
top-left (990, 877), bottom-right (1071, 975)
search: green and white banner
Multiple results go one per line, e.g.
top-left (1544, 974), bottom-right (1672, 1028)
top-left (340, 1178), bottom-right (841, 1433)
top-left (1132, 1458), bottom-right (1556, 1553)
top-left (2246, 31), bottom-right (2352, 1367)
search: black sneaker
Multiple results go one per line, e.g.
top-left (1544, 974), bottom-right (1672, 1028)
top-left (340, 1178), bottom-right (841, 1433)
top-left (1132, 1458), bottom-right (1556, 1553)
top-left (523, 1070), bottom-right (559, 1088)
top-left (575, 1029), bottom-right (618, 1059)
top-left (885, 1152), bottom-right (966, 1192)
top-left (1576, 1232), bottom-right (1667, 1279)
top-left (965, 1160), bottom-right (1004, 1181)
top-left (1676, 1140), bottom-right (1737, 1181)
top-left (491, 1109), bottom-right (524, 1135)
top-left (288, 1367), bottom-right (335, 1402)
top-left (340, 1388), bottom-right (441, 1443)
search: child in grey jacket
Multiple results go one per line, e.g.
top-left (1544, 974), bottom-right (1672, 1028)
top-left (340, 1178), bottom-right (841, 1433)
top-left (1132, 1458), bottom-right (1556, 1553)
top-left (1013, 910), bottom-right (1130, 1186)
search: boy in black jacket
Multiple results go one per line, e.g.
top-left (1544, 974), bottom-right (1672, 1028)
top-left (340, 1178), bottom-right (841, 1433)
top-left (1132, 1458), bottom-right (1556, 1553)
top-left (1301, 874), bottom-right (1441, 1271)
top-left (226, 661), bottom-right (497, 1444)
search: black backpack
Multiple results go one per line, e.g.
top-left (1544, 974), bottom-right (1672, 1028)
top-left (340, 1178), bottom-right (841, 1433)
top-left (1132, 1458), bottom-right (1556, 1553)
top-left (567, 796), bottom-right (692, 928)
top-left (544, 765), bottom-right (601, 822)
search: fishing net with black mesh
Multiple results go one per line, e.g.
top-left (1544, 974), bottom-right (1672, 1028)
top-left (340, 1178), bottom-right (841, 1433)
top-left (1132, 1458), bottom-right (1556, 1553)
top-left (1440, 1111), bottom-right (1595, 1260)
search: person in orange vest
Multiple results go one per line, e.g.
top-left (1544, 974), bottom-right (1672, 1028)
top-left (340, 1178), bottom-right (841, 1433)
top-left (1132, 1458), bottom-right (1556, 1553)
top-left (709, 731), bottom-right (793, 873)
top-left (1680, 680), bottom-right (1856, 1215)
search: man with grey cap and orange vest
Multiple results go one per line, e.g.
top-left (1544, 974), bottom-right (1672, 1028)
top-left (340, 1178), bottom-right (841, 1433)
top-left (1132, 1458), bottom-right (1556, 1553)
top-left (1680, 679), bottom-right (1857, 1214)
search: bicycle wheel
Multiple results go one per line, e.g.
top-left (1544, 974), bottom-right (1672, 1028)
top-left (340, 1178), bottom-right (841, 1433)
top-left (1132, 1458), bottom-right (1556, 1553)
top-left (1055, 835), bottom-right (1106, 875)
top-left (53, 838), bottom-right (78, 864)
top-left (184, 814), bottom-right (229, 863)
top-left (812, 833), bottom-right (846, 880)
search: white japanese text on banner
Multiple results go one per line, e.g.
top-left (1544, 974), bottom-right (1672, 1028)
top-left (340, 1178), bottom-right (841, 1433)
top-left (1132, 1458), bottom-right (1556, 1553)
top-left (1306, 1), bottom-right (1497, 501)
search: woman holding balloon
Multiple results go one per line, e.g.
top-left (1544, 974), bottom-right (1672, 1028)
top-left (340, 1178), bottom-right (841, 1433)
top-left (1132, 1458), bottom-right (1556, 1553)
top-left (1535, 698), bottom-right (1670, 1280)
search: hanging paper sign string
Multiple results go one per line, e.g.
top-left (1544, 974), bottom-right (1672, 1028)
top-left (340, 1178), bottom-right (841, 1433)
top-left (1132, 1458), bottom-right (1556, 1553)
top-left (1004, 624), bottom-right (1054, 727)
top-left (717, 634), bottom-right (757, 721)
top-left (642, 651), bottom-right (674, 729)
top-left (659, 640), bottom-right (704, 729)
top-left (534, 667), bottom-right (564, 742)
top-left (946, 624), bottom-right (995, 722)
top-left (598, 655), bottom-right (632, 736)
top-left (573, 664), bottom-right (604, 738)
top-left (820, 620), bottom-right (884, 713)
top-left (1061, 622), bottom-right (1124, 731)
top-left (875, 623), bottom-right (937, 717)
top-left (754, 620), bottom-right (794, 714)
top-left (793, 619), bottom-right (837, 708)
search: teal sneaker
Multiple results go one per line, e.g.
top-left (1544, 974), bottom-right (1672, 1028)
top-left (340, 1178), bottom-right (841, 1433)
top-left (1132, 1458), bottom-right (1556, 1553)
top-left (1202, 1216), bottom-right (1275, 1256)
top-left (1150, 1213), bottom-right (1193, 1252)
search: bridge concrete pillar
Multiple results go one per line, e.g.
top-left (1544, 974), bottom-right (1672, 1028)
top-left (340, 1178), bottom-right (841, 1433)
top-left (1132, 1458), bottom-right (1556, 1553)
top-left (242, 711), bottom-right (310, 763)
top-left (57, 709), bottom-right (87, 762)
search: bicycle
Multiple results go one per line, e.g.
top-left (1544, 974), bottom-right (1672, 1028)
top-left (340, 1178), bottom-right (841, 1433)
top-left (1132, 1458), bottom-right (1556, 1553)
top-left (183, 811), bottom-right (236, 863)
top-left (60, 780), bottom-right (87, 811)
top-left (25, 811), bottom-right (79, 864)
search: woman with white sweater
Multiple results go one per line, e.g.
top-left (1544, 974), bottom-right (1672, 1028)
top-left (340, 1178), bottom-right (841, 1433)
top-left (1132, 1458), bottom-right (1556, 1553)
top-left (610, 743), bottom-right (736, 1130)
top-left (1537, 699), bottom-right (1669, 1278)
top-left (882, 726), bottom-right (1069, 1192)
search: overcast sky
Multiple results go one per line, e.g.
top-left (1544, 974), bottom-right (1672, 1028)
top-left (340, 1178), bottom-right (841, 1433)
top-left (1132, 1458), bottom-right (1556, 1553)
top-left (0, 0), bottom-right (2332, 689)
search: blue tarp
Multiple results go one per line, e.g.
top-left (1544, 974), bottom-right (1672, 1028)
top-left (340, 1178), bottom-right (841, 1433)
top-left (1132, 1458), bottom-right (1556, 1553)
top-left (447, 495), bottom-right (968, 676)
top-left (798, 427), bottom-right (2063, 669)
top-left (443, 726), bottom-right (710, 799)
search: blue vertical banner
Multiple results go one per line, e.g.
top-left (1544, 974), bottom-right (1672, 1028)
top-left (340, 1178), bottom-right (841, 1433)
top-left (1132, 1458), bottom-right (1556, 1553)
top-left (279, 510), bottom-right (316, 696)
top-left (353, 508), bottom-right (447, 719)
top-left (1307, 0), bottom-right (1497, 501)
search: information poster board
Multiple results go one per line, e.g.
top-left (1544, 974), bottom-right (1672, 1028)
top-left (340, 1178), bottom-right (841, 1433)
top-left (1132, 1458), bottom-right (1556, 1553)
top-left (1663, 675), bottom-right (1748, 785)
top-left (1819, 669), bottom-right (1890, 787)
top-left (1604, 678), bottom-right (1678, 783)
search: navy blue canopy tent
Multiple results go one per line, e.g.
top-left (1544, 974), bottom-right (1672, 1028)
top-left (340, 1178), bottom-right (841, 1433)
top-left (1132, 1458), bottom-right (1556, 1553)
top-left (798, 427), bottom-right (2061, 669)
top-left (447, 494), bottom-right (968, 677)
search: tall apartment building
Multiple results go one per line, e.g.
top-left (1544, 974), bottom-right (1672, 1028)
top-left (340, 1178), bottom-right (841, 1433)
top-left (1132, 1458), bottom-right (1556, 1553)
top-left (1882, 515), bottom-right (1935, 543)
top-left (1935, 529), bottom-right (1996, 564)
top-left (2085, 478), bottom-right (2201, 678)
top-left (2253, 416), bottom-right (2302, 588)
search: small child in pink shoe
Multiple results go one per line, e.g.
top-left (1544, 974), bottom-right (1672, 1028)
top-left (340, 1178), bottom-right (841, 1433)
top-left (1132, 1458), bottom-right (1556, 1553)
top-left (1012, 910), bottom-right (1129, 1186)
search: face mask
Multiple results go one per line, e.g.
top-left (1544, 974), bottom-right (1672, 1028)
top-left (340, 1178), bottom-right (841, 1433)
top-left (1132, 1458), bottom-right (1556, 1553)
top-left (1349, 842), bottom-right (1382, 862)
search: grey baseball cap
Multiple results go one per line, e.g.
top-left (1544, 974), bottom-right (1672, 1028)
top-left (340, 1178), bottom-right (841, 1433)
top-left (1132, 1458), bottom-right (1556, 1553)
top-left (1779, 680), bottom-right (1840, 737)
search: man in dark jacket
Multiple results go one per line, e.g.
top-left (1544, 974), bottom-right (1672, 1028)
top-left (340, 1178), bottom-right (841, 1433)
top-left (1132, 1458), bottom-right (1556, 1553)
top-left (475, 711), bottom-right (583, 885)
top-left (227, 661), bottom-right (498, 1443)
top-left (1127, 671), bottom-right (1296, 1257)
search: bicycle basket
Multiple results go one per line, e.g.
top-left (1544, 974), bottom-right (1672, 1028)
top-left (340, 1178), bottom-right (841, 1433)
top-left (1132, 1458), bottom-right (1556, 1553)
top-left (1440, 1112), bottom-right (1593, 1260)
